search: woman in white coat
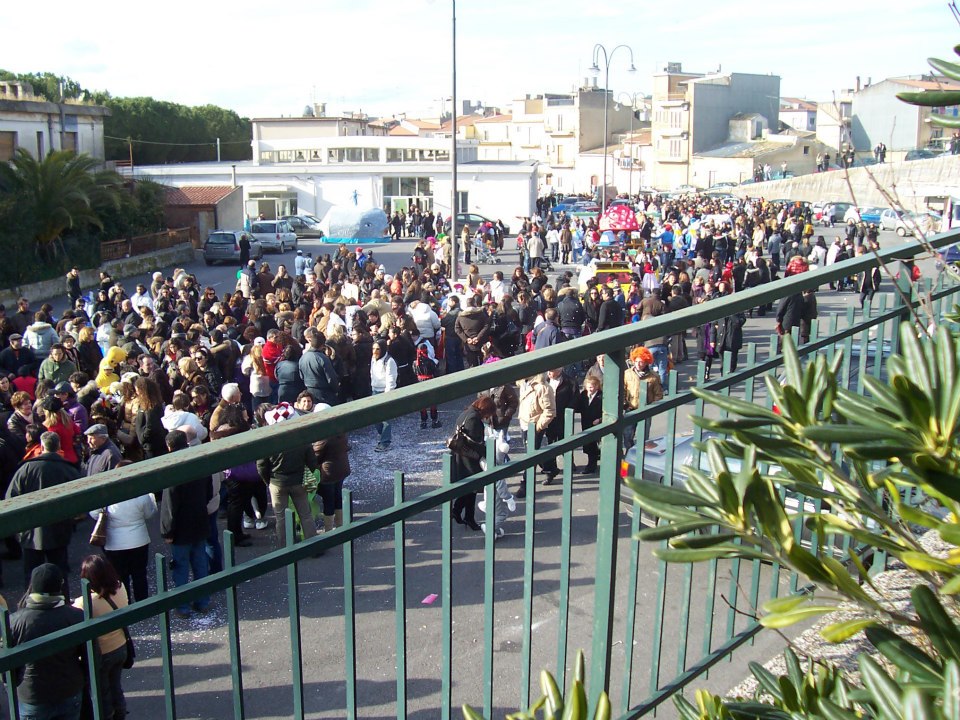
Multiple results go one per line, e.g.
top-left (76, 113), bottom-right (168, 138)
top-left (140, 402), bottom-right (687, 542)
top-left (370, 340), bottom-right (397, 452)
top-left (89, 459), bottom-right (158, 602)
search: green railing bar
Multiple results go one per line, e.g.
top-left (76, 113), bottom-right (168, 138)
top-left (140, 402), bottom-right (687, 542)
top-left (742, 344), bottom-right (764, 650)
top-left (590, 347), bottom-right (627, 711)
top-left (441, 453), bottom-right (453, 720)
top-left (5, 234), bottom-right (953, 539)
top-left (1, 609), bottom-right (17, 719)
top-left (284, 511), bottom-right (304, 720)
top-left (81, 578), bottom-right (106, 720)
top-left (482, 438), bottom-right (496, 719)
top-left (620, 493), bottom-right (643, 714)
top-left (393, 472), bottom-right (408, 720)
top-left (343, 490), bottom-right (357, 720)
top-left (556, 409), bottom-right (575, 691)
top-left (519, 422), bottom-right (537, 709)
top-left (224, 531), bottom-right (246, 720)
top-left (155, 553), bottom-right (176, 720)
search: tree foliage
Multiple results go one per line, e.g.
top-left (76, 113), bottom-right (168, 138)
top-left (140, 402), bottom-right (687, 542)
top-left (0, 69), bottom-right (252, 163)
top-left (627, 324), bottom-right (960, 718)
top-left (896, 45), bottom-right (960, 129)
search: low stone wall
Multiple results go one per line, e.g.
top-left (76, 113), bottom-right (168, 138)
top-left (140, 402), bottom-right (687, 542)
top-left (732, 155), bottom-right (960, 211)
top-left (0, 243), bottom-right (197, 308)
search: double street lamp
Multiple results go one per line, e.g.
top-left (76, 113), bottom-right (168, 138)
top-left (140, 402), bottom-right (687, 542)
top-left (616, 92), bottom-right (643, 198)
top-left (589, 44), bottom-right (636, 210)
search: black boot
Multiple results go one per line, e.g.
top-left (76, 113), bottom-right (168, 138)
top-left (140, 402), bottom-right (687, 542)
top-left (516, 480), bottom-right (527, 499)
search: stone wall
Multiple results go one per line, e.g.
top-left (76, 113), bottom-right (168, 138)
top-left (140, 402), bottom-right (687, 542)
top-left (732, 155), bottom-right (960, 211)
top-left (0, 243), bottom-right (197, 308)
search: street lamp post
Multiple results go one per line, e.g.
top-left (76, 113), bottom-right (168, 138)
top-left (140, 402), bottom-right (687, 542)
top-left (589, 43), bottom-right (636, 211)
top-left (450, 0), bottom-right (459, 283)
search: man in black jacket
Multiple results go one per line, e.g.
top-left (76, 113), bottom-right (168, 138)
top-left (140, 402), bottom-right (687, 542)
top-left (161, 430), bottom-right (213, 617)
top-left (9, 564), bottom-right (87, 718)
top-left (0, 334), bottom-right (36, 377)
top-left (595, 287), bottom-right (624, 333)
top-left (5, 432), bottom-right (79, 596)
top-left (556, 287), bottom-right (586, 339)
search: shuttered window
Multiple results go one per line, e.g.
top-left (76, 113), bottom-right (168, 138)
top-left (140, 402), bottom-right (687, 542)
top-left (0, 131), bottom-right (15, 161)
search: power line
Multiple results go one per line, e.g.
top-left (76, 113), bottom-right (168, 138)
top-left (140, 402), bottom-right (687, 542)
top-left (103, 135), bottom-right (250, 147)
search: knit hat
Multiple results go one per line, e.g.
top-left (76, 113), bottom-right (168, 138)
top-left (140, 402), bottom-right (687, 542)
top-left (264, 402), bottom-right (296, 425)
top-left (29, 563), bottom-right (63, 595)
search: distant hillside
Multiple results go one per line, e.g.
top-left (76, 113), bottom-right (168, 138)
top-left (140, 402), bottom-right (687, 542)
top-left (0, 70), bottom-right (252, 164)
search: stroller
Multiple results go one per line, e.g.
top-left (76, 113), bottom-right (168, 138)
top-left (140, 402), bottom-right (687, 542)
top-left (474, 235), bottom-right (502, 264)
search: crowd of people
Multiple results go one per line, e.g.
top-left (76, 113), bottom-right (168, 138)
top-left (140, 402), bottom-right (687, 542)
top-left (0, 192), bottom-right (885, 718)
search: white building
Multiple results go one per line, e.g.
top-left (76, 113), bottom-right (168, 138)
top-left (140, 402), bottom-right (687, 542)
top-left (779, 98), bottom-right (818, 132)
top-left (133, 133), bottom-right (537, 230)
top-left (0, 81), bottom-right (109, 161)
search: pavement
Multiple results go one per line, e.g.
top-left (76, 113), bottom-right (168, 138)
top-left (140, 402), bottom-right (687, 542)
top-left (0, 228), bottom-right (941, 719)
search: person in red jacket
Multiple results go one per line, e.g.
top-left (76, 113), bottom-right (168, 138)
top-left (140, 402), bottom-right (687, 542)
top-left (261, 328), bottom-right (284, 403)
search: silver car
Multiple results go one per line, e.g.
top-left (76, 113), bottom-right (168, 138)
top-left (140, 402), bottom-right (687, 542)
top-left (251, 220), bottom-right (298, 253)
top-left (203, 231), bottom-right (262, 266)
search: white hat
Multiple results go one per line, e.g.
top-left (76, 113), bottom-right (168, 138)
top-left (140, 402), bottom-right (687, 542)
top-left (253, 337), bottom-right (266, 346)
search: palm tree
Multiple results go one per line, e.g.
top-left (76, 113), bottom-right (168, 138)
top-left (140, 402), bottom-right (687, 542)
top-left (0, 148), bottom-right (123, 253)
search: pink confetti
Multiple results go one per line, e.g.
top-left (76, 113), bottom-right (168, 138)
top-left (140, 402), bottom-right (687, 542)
top-left (421, 594), bottom-right (439, 605)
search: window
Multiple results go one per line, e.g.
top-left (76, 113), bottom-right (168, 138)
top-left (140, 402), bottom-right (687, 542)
top-left (0, 131), bottom-right (17, 161)
top-left (436, 149), bottom-right (450, 161)
top-left (62, 131), bottom-right (77, 153)
top-left (802, 145), bottom-right (809, 155)
top-left (386, 148), bottom-right (402, 162)
top-left (669, 139), bottom-right (681, 158)
top-left (383, 178), bottom-right (399, 195)
top-left (364, 148), bottom-right (379, 162)
top-left (669, 111), bottom-right (681, 129)
top-left (345, 148), bottom-right (363, 162)
top-left (36, 131), bottom-right (44, 158)
top-left (556, 115), bottom-right (563, 132)
top-left (456, 191), bottom-right (468, 213)
top-left (328, 148), bottom-right (345, 163)
top-left (403, 149), bottom-right (417, 162)
top-left (400, 177), bottom-right (416, 196)
top-left (278, 150), bottom-right (295, 162)
top-left (259, 150), bottom-right (277, 163)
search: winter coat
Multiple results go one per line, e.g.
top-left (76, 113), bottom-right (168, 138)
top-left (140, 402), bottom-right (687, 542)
top-left (276, 359), bottom-right (305, 404)
top-left (23, 322), bottom-right (59, 359)
top-left (454, 307), bottom-right (491, 347)
top-left (452, 404), bottom-right (487, 477)
top-left (5, 452), bottom-right (81, 549)
top-left (161, 409), bottom-right (209, 446)
top-left (776, 293), bottom-right (805, 334)
top-left (299, 348), bottom-right (339, 405)
top-left (624, 367), bottom-right (664, 410)
top-left (533, 321), bottom-right (562, 350)
top-left (518, 377), bottom-right (556, 433)
top-left (313, 433), bottom-right (350, 485)
top-left (596, 299), bottom-right (624, 333)
top-left (556, 292), bottom-right (586, 332)
top-left (83, 439), bottom-right (122, 477)
top-left (716, 312), bottom-right (746, 353)
top-left (37, 357), bottom-right (77, 385)
top-left (477, 383), bottom-right (519, 431)
top-left (134, 404), bottom-right (168, 459)
top-left (257, 444), bottom-right (318, 488)
top-left (410, 302), bottom-right (441, 340)
top-left (8, 597), bottom-right (85, 707)
top-left (0, 345), bottom-right (37, 377)
top-left (370, 355), bottom-right (398, 393)
top-left (160, 474), bottom-right (212, 544)
top-left (89, 493), bottom-right (157, 551)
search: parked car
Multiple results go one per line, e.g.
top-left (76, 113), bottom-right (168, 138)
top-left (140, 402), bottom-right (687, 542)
top-left (675, 184), bottom-right (700, 194)
top-left (879, 208), bottom-right (901, 231)
top-left (905, 148), bottom-right (942, 161)
top-left (280, 214), bottom-right (325, 238)
top-left (608, 198), bottom-right (635, 209)
top-left (203, 231), bottom-right (263, 267)
top-left (250, 220), bottom-right (298, 253)
top-left (443, 213), bottom-right (510, 236)
top-left (895, 211), bottom-right (942, 237)
top-left (858, 207), bottom-right (884, 225)
top-left (820, 202), bottom-right (854, 226)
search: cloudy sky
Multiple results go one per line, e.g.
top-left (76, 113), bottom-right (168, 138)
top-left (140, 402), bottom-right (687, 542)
top-left (4, 0), bottom-right (957, 119)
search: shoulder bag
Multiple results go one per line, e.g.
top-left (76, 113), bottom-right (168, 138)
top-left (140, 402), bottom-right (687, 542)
top-left (104, 594), bottom-right (136, 669)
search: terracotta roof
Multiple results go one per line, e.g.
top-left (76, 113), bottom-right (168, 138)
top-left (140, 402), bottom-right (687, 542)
top-left (165, 186), bottom-right (236, 206)
top-left (475, 114), bottom-right (512, 124)
top-left (439, 115), bottom-right (481, 132)
top-left (388, 126), bottom-right (418, 136)
top-left (893, 77), bottom-right (960, 91)
top-left (404, 119), bottom-right (440, 129)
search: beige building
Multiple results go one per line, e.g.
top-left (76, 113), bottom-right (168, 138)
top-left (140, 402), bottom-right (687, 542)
top-left (649, 63), bottom-right (781, 190)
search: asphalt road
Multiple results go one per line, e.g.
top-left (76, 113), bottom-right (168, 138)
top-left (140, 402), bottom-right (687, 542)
top-left (0, 228), bottom-right (938, 719)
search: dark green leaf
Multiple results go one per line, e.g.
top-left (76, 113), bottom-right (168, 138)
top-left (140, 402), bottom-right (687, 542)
top-left (817, 697), bottom-right (861, 720)
top-left (858, 654), bottom-right (903, 719)
top-left (902, 686), bottom-right (934, 720)
top-left (636, 519), bottom-right (719, 542)
top-left (866, 626), bottom-right (943, 684)
top-left (913, 585), bottom-right (960, 663)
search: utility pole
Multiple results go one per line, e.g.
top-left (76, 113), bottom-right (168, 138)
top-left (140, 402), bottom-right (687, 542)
top-left (217, 137), bottom-right (221, 162)
top-left (450, 0), bottom-right (459, 282)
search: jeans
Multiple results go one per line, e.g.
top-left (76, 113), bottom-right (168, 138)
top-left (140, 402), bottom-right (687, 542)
top-left (100, 644), bottom-right (128, 720)
top-left (17, 693), bottom-right (82, 720)
top-left (170, 541), bottom-right (210, 614)
top-left (269, 483), bottom-right (317, 543)
top-left (648, 344), bottom-right (669, 387)
top-left (372, 390), bottom-right (392, 446)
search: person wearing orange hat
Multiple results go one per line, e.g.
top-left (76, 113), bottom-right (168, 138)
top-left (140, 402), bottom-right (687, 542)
top-left (623, 346), bottom-right (663, 449)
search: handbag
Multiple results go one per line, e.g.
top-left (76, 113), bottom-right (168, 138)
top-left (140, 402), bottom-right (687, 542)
top-left (89, 509), bottom-right (108, 547)
top-left (104, 595), bottom-right (135, 669)
top-left (446, 425), bottom-right (483, 462)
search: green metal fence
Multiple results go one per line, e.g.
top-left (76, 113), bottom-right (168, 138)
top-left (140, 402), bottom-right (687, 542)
top-left (1, 232), bottom-right (958, 719)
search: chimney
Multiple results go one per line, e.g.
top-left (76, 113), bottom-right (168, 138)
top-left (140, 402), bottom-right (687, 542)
top-left (231, 164), bottom-right (237, 188)
top-left (856, 76), bottom-right (861, 92)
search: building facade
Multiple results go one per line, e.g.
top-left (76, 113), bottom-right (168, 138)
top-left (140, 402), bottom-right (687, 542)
top-left (0, 81), bottom-right (109, 162)
top-left (851, 76), bottom-right (960, 153)
top-left (650, 63), bottom-right (781, 190)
